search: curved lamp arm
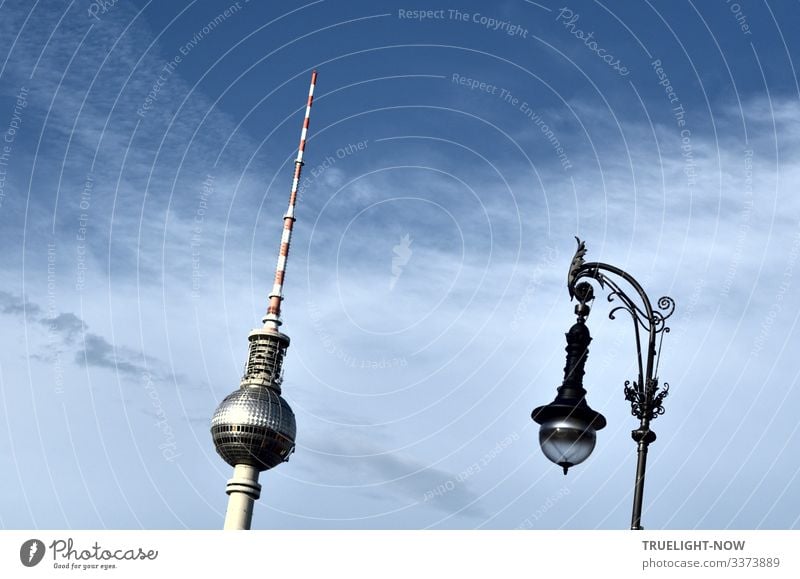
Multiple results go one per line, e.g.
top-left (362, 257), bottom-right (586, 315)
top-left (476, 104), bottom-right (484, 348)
top-left (567, 238), bottom-right (675, 423)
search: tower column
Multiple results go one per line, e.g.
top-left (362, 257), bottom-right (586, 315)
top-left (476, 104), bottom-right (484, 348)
top-left (223, 464), bottom-right (262, 530)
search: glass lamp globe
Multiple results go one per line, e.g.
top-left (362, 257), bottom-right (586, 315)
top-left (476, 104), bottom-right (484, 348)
top-left (538, 416), bottom-right (597, 475)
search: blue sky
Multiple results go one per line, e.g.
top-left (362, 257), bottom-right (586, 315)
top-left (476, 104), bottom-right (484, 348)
top-left (0, 0), bottom-right (799, 529)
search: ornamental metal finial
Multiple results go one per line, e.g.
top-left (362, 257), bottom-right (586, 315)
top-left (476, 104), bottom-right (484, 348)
top-left (567, 237), bottom-right (588, 297)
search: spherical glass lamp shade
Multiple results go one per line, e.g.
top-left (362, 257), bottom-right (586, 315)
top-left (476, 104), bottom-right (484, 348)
top-left (538, 417), bottom-right (597, 475)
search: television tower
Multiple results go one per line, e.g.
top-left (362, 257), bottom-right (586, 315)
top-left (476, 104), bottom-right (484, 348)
top-left (211, 70), bottom-right (318, 530)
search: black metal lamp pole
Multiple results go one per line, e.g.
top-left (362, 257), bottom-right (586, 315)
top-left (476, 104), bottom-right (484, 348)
top-left (532, 238), bottom-right (675, 530)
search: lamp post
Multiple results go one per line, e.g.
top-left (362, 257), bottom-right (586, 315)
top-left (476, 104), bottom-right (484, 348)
top-left (532, 238), bottom-right (675, 530)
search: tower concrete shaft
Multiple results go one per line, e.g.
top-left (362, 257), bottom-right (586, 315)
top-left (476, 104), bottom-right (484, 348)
top-left (223, 464), bottom-right (262, 530)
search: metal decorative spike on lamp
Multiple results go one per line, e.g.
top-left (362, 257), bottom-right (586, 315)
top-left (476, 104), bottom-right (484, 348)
top-left (211, 70), bottom-right (318, 530)
top-left (532, 238), bottom-right (675, 529)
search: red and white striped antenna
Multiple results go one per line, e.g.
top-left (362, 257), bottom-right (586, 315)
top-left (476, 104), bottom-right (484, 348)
top-left (263, 70), bottom-right (318, 329)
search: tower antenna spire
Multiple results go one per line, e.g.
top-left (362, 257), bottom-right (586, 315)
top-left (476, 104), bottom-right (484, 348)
top-left (263, 69), bottom-right (318, 329)
top-left (211, 70), bottom-right (318, 530)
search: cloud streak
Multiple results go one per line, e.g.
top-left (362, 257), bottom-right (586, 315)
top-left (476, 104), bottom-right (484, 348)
top-left (1, 291), bottom-right (150, 377)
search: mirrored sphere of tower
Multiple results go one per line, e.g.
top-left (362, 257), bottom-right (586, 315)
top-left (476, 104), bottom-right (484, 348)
top-left (211, 387), bottom-right (296, 471)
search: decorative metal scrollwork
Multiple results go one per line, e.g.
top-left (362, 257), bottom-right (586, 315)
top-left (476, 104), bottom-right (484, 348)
top-left (567, 238), bottom-right (675, 426)
top-left (624, 380), bottom-right (670, 421)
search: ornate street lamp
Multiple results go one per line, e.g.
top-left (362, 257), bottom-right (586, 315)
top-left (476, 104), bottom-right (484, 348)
top-left (532, 238), bottom-right (675, 530)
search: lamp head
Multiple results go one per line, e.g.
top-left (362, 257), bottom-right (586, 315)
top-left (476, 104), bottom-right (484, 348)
top-left (532, 397), bottom-right (606, 474)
